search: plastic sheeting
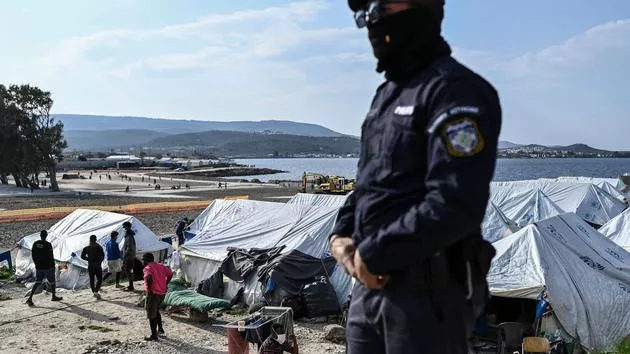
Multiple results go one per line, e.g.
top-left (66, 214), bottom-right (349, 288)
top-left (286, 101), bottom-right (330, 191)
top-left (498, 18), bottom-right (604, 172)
top-left (16, 209), bottom-right (171, 289)
top-left (556, 176), bottom-right (626, 192)
top-left (482, 202), bottom-right (519, 243)
top-left (599, 208), bottom-right (630, 252)
top-left (488, 213), bottom-right (630, 351)
top-left (286, 193), bottom-right (348, 208)
top-left (180, 199), bottom-right (353, 305)
top-left (182, 200), bottom-right (340, 261)
top-left (490, 181), bottom-right (626, 226)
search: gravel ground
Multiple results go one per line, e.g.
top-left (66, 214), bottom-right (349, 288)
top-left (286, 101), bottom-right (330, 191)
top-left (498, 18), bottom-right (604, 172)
top-left (0, 187), bottom-right (345, 353)
top-left (0, 281), bottom-right (345, 354)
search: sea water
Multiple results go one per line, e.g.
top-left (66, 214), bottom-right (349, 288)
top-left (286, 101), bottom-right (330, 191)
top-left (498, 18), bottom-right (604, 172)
top-left (233, 158), bottom-right (630, 182)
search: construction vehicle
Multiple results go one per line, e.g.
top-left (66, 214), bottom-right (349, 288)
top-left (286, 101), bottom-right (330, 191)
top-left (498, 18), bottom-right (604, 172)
top-left (300, 172), bottom-right (355, 195)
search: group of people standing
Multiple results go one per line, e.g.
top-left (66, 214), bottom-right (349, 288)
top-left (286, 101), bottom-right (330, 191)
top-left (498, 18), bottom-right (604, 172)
top-left (26, 221), bottom-right (137, 305)
top-left (26, 221), bottom-right (173, 341)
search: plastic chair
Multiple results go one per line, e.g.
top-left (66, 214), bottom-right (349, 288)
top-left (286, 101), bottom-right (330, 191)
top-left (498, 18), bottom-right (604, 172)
top-left (522, 337), bottom-right (550, 353)
top-left (496, 322), bottom-right (524, 354)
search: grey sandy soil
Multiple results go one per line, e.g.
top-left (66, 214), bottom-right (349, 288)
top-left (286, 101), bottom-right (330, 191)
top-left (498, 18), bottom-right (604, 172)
top-left (0, 281), bottom-right (345, 354)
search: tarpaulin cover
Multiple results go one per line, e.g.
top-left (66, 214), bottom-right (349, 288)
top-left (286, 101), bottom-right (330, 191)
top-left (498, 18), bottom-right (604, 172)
top-left (490, 179), bottom-right (626, 225)
top-left (180, 199), bottom-right (352, 305)
top-left (301, 276), bottom-right (341, 317)
top-left (488, 213), bottom-right (630, 351)
top-left (258, 249), bottom-right (337, 296)
top-left (599, 208), bottom-right (630, 252)
top-left (220, 246), bottom-right (284, 282)
top-left (555, 176), bottom-right (626, 192)
top-left (287, 193), bottom-right (348, 208)
top-left (182, 200), bottom-right (340, 261)
top-left (163, 290), bottom-right (231, 312)
top-left (483, 189), bottom-right (564, 242)
top-left (482, 202), bottom-right (519, 243)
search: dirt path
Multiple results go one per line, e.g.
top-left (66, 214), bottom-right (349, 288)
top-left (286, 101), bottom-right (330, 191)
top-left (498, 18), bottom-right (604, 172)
top-left (0, 281), bottom-right (344, 354)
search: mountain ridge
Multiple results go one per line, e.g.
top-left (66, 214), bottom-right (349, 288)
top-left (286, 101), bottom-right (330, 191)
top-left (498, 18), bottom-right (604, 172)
top-left (54, 114), bottom-right (344, 137)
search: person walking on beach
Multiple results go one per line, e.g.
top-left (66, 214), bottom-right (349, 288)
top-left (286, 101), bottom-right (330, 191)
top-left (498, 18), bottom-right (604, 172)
top-left (26, 230), bottom-right (63, 306)
top-left (122, 221), bottom-right (137, 291)
top-left (329, 1), bottom-right (501, 353)
top-left (105, 231), bottom-right (123, 288)
top-left (81, 234), bottom-right (105, 299)
top-left (142, 253), bottom-right (173, 341)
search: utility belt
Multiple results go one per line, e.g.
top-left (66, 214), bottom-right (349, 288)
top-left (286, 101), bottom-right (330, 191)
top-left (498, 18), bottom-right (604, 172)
top-left (388, 235), bottom-right (496, 300)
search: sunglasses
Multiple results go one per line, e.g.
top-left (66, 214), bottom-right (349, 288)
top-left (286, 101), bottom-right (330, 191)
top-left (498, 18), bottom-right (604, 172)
top-left (353, 0), bottom-right (384, 28)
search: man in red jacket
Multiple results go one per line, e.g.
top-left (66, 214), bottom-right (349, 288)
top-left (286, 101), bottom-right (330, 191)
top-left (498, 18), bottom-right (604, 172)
top-left (142, 252), bottom-right (173, 341)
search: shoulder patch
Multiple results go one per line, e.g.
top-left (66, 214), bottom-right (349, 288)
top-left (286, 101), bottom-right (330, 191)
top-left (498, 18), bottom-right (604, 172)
top-left (442, 117), bottom-right (485, 157)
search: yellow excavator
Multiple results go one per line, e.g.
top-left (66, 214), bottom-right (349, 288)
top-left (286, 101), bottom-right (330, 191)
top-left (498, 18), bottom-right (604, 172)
top-left (300, 172), bottom-right (355, 195)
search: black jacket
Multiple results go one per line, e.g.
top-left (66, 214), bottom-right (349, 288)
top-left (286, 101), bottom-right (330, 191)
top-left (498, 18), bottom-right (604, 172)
top-left (31, 239), bottom-right (55, 270)
top-left (81, 242), bottom-right (105, 267)
top-left (331, 43), bottom-right (502, 276)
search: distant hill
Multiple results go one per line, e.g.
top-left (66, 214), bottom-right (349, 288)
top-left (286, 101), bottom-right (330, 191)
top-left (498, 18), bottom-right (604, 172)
top-left (500, 142), bottom-right (612, 154)
top-left (64, 130), bottom-right (170, 150)
top-left (498, 141), bottom-right (522, 149)
top-left (146, 130), bottom-right (360, 157)
top-left (546, 143), bottom-right (610, 154)
top-left (54, 114), bottom-right (343, 137)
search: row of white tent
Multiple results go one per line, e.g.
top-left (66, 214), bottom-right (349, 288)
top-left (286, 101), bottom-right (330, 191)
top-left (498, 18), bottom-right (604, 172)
top-left (177, 189), bottom-right (630, 351)
top-left (483, 178), bottom-right (628, 243)
top-left (13, 176), bottom-right (630, 351)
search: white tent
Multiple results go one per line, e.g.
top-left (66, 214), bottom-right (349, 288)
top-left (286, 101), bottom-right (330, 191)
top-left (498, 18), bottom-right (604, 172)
top-left (491, 181), bottom-right (626, 226)
top-left (500, 189), bottom-right (564, 228)
top-left (180, 199), bottom-right (352, 305)
top-left (599, 208), bottom-right (630, 252)
top-left (488, 213), bottom-right (630, 351)
top-left (597, 182), bottom-right (628, 204)
top-left (286, 193), bottom-right (348, 208)
top-left (482, 202), bottom-right (519, 243)
top-left (16, 209), bottom-right (172, 289)
top-left (483, 188), bottom-right (568, 242)
top-left (556, 176), bottom-right (626, 192)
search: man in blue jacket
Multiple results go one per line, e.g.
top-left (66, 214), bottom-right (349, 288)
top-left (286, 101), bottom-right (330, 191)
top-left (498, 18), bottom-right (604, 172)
top-left (330, 1), bottom-right (500, 353)
top-left (105, 231), bottom-right (123, 288)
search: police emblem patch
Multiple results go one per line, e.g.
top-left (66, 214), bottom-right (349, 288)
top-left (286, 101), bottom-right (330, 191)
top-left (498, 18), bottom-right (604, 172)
top-left (443, 117), bottom-right (485, 157)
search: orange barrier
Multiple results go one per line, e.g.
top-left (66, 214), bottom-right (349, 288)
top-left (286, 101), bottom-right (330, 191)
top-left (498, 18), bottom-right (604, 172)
top-left (0, 196), bottom-right (249, 223)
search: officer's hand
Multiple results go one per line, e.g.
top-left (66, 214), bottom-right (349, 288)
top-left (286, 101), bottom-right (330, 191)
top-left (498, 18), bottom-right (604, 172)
top-left (329, 235), bottom-right (356, 276)
top-left (354, 249), bottom-right (390, 290)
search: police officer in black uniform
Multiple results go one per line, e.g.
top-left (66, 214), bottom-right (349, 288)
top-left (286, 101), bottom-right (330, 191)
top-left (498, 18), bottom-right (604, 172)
top-left (329, 0), bottom-right (501, 353)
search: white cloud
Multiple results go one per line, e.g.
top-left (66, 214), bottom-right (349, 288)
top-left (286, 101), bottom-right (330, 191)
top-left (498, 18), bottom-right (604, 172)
top-left (454, 19), bottom-right (630, 85)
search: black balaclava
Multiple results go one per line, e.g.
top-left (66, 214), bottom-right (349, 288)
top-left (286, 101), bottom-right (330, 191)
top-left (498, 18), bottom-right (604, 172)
top-left (366, 2), bottom-right (450, 81)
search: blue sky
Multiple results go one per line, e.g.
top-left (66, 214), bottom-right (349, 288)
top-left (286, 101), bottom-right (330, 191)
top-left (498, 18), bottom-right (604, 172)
top-left (1, 1), bottom-right (630, 150)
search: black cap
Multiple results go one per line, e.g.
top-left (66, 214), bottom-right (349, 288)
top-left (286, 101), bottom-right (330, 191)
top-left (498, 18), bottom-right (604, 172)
top-left (348, 0), bottom-right (444, 12)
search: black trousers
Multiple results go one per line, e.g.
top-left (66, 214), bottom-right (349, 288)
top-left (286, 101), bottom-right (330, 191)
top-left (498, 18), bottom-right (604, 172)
top-left (88, 265), bottom-right (103, 293)
top-left (346, 282), bottom-right (474, 354)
